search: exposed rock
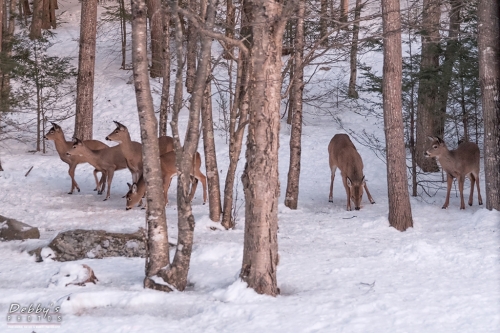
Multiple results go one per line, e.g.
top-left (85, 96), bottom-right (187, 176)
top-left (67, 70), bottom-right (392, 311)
top-left (0, 215), bottom-right (40, 241)
top-left (44, 228), bottom-right (146, 262)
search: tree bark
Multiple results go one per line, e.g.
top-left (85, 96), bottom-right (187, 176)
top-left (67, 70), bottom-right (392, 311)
top-left (284, 0), bottom-right (304, 210)
top-left (185, 0), bottom-right (197, 93)
top-left (29, 0), bottom-right (43, 39)
top-left (201, 74), bottom-right (222, 221)
top-left (148, 0), bottom-right (163, 77)
top-left (347, 0), bottom-right (361, 99)
top-left (74, 0), bottom-right (98, 141)
top-left (240, 0), bottom-right (288, 296)
top-left (415, 0), bottom-right (440, 172)
top-left (478, 0), bottom-right (500, 210)
top-left (340, 0), bottom-right (348, 22)
top-left (131, 0), bottom-right (171, 292)
top-left (381, 0), bottom-right (413, 231)
top-left (159, 0), bottom-right (171, 136)
top-left (0, 0), bottom-right (17, 113)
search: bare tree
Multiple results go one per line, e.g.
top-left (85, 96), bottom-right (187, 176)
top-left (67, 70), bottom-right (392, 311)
top-left (284, 0), bottom-right (305, 210)
top-left (240, 0), bottom-right (293, 296)
top-left (130, 0), bottom-right (170, 292)
top-left (415, 0), bottom-right (441, 172)
top-left (381, 0), bottom-right (413, 231)
top-left (158, 0), bottom-right (171, 136)
top-left (147, 0), bottom-right (163, 77)
top-left (347, 0), bottom-right (362, 98)
top-left (74, 0), bottom-right (98, 141)
top-left (478, 0), bottom-right (500, 210)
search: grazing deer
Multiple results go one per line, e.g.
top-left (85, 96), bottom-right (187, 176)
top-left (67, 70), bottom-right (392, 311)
top-left (66, 138), bottom-right (128, 201)
top-left (125, 151), bottom-right (207, 210)
top-left (328, 134), bottom-right (375, 211)
top-left (105, 121), bottom-right (174, 183)
top-left (44, 122), bottom-right (108, 194)
top-left (424, 136), bottom-right (483, 209)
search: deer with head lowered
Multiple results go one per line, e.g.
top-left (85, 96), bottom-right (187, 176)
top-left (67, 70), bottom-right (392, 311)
top-left (44, 122), bottom-right (108, 194)
top-left (66, 138), bottom-right (128, 201)
top-left (424, 136), bottom-right (482, 210)
top-left (328, 134), bottom-right (375, 211)
top-left (105, 121), bottom-right (174, 183)
top-left (125, 151), bottom-right (207, 210)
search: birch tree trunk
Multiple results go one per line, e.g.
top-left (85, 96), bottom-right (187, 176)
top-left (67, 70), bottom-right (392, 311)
top-left (131, 0), bottom-right (171, 292)
top-left (284, 0), bottom-right (304, 210)
top-left (74, 0), bottom-right (98, 141)
top-left (240, 0), bottom-right (289, 296)
top-left (478, 0), bottom-right (500, 210)
top-left (381, 0), bottom-right (413, 231)
top-left (159, 0), bottom-right (171, 136)
top-left (415, 0), bottom-right (440, 172)
top-left (185, 0), bottom-right (197, 93)
top-left (148, 0), bottom-right (163, 77)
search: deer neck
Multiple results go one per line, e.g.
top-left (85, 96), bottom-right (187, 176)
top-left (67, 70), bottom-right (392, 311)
top-left (52, 134), bottom-right (71, 157)
top-left (118, 134), bottom-right (136, 155)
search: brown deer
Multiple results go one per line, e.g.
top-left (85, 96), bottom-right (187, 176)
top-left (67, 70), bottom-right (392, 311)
top-left (66, 138), bottom-right (128, 201)
top-left (328, 134), bottom-right (375, 211)
top-left (424, 136), bottom-right (483, 209)
top-left (105, 121), bottom-right (174, 183)
top-left (44, 122), bottom-right (108, 194)
top-left (125, 151), bottom-right (207, 210)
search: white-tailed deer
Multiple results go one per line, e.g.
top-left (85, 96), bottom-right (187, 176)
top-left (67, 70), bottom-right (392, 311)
top-left (66, 138), bottom-right (128, 201)
top-left (424, 136), bottom-right (483, 209)
top-left (105, 121), bottom-right (174, 183)
top-left (44, 122), bottom-right (108, 194)
top-left (328, 134), bottom-right (375, 211)
top-left (125, 151), bottom-right (207, 210)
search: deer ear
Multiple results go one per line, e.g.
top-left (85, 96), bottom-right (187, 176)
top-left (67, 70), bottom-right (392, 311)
top-left (427, 136), bottom-right (434, 142)
top-left (346, 177), bottom-right (352, 187)
top-left (436, 137), bottom-right (444, 144)
top-left (132, 183), bottom-right (138, 194)
top-left (361, 176), bottom-right (366, 184)
top-left (127, 182), bottom-right (132, 190)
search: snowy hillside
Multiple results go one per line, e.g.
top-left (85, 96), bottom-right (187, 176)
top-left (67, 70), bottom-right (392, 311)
top-left (0, 0), bottom-right (499, 332)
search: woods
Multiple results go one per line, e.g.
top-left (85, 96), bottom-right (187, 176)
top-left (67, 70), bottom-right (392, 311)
top-left (0, 0), bottom-right (498, 302)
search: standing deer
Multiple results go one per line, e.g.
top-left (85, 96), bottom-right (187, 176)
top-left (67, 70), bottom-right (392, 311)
top-left (424, 136), bottom-right (483, 209)
top-left (105, 121), bottom-right (174, 183)
top-left (66, 138), bottom-right (128, 201)
top-left (328, 134), bottom-right (375, 211)
top-left (44, 122), bottom-right (108, 194)
top-left (125, 151), bottom-right (207, 210)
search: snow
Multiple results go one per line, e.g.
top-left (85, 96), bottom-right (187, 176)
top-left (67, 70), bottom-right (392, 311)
top-left (1, 1), bottom-right (499, 332)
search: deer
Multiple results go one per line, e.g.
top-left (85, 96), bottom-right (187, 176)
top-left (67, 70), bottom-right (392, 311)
top-left (328, 134), bottom-right (375, 211)
top-left (125, 151), bottom-right (207, 210)
top-left (44, 122), bottom-right (108, 194)
top-left (66, 138), bottom-right (128, 201)
top-left (424, 136), bottom-right (483, 210)
top-left (105, 121), bottom-right (174, 183)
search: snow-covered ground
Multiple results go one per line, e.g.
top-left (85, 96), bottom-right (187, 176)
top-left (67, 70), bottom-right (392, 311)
top-left (0, 1), bottom-right (499, 332)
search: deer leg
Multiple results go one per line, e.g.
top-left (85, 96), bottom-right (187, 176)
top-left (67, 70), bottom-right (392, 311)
top-left (364, 182), bottom-right (376, 204)
top-left (329, 166), bottom-right (337, 202)
top-left (190, 171), bottom-right (207, 204)
top-left (474, 171), bottom-right (483, 205)
top-left (93, 169), bottom-right (100, 191)
top-left (442, 174), bottom-right (453, 209)
top-left (103, 169), bottom-right (115, 201)
top-left (164, 175), bottom-right (175, 205)
top-left (98, 172), bottom-right (107, 195)
top-left (67, 164), bottom-right (79, 194)
top-left (458, 175), bottom-right (466, 210)
top-left (468, 173), bottom-right (475, 206)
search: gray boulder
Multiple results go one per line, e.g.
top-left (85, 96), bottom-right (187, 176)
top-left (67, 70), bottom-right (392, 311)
top-left (0, 215), bottom-right (40, 241)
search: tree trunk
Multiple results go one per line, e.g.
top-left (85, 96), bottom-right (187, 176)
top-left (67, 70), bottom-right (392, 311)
top-left (435, 0), bottom-right (461, 137)
top-left (29, 0), bottom-right (43, 39)
top-left (119, 0), bottom-right (127, 69)
top-left (340, 0), bottom-right (348, 22)
top-left (381, 0), bottom-right (413, 231)
top-left (0, 0), bottom-right (16, 113)
top-left (347, 0), bottom-right (361, 99)
top-left (148, 0), bottom-right (163, 77)
top-left (185, 0), bottom-right (196, 93)
top-left (478, 0), bottom-right (500, 210)
top-left (320, 0), bottom-right (328, 46)
top-left (415, 0), bottom-right (440, 172)
top-left (41, 0), bottom-right (50, 29)
top-left (284, 0), bottom-right (304, 210)
top-left (74, 0), bottom-right (98, 141)
top-left (159, 0), bottom-right (170, 136)
top-left (201, 75), bottom-right (222, 221)
top-left (156, 0), bottom-right (215, 291)
top-left (131, 0), bottom-right (171, 292)
top-left (240, 0), bottom-right (287, 296)
top-left (223, 0), bottom-right (236, 59)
